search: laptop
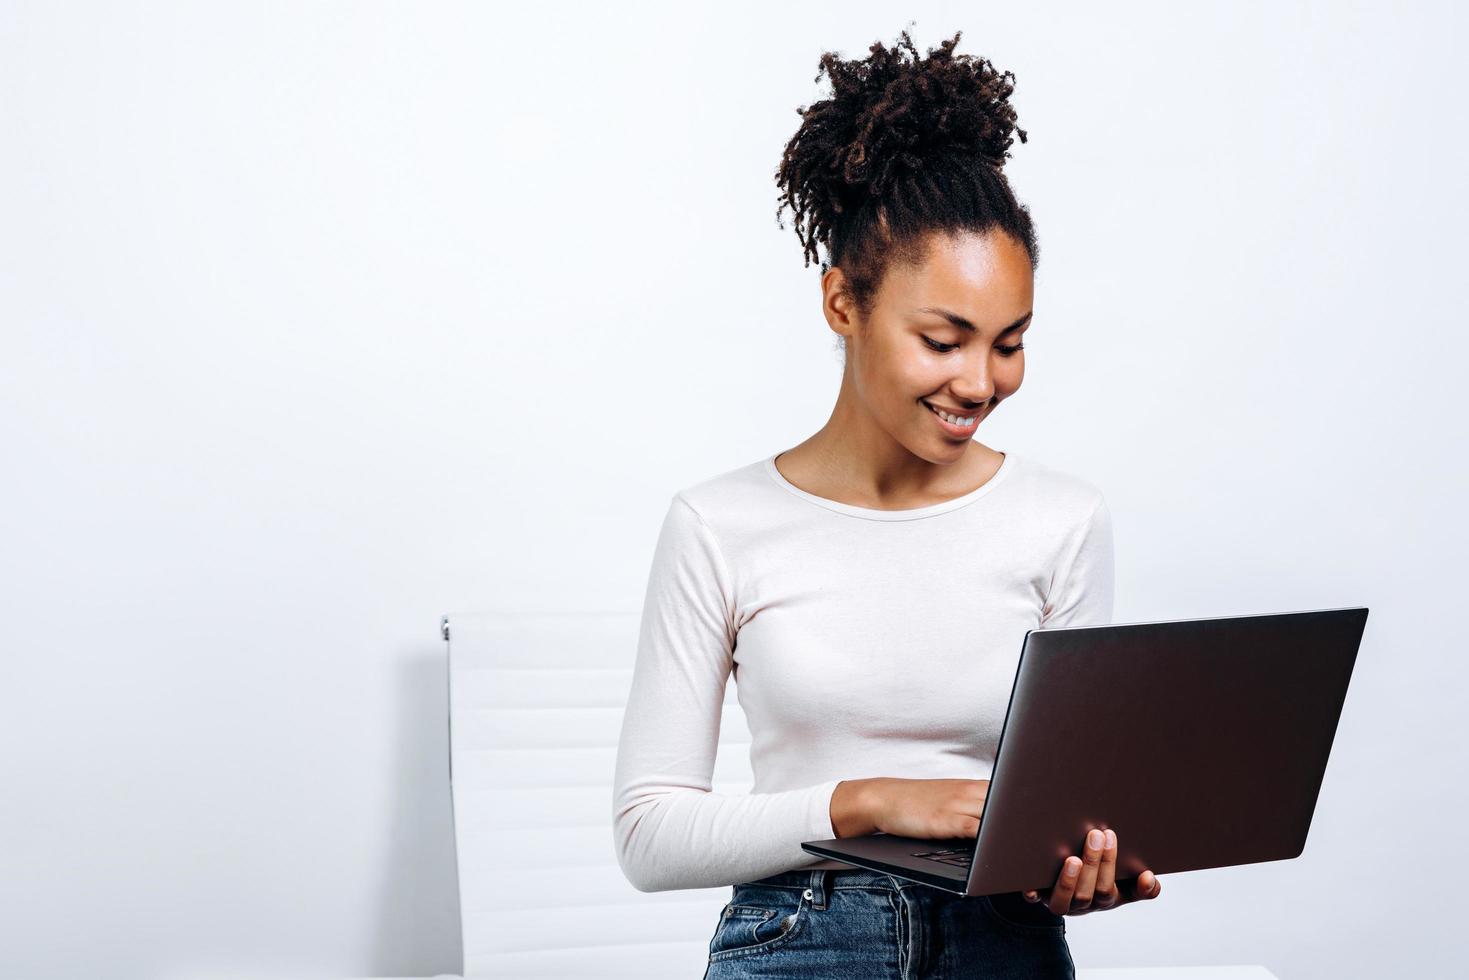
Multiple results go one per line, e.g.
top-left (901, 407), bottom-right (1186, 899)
top-left (801, 606), bottom-right (1369, 897)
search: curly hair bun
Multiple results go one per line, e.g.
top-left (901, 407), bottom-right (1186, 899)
top-left (775, 25), bottom-right (1039, 314)
top-left (811, 28), bottom-right (1025, 205)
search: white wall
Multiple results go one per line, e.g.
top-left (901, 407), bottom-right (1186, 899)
top-left (2, 2), bottom-right (1463, 978)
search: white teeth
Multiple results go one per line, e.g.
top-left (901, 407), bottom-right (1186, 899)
top-left (927, 402), bottom-right (977, 427)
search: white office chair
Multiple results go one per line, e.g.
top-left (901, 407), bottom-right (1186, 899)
top-left (441, 610), bottom-right (747, 978)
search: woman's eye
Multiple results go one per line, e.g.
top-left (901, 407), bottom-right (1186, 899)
top-left (922, 336), bottom-right (1025, 357)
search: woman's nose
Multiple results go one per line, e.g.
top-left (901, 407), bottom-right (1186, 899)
top-left (950, 375), bottom-right (993, 405)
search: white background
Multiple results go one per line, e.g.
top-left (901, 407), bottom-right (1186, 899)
top-left (2, 2), bottom-right (1464, 978)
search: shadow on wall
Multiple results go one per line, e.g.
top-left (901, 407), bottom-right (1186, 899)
top-left (370, 643), bottom-right (463, 975)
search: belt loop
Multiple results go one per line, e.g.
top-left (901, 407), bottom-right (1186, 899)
top-left (809, 869), bottom-right (830, 910)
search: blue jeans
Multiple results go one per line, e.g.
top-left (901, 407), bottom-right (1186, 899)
top-left (702, 867), bottom-right (1074, 979)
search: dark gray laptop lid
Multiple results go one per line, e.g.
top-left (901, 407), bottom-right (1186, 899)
top-left (965, 606), bottom-right (1368, 895)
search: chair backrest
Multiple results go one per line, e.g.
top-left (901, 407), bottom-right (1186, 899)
top-left (442, 610), bottom-right (753, 977)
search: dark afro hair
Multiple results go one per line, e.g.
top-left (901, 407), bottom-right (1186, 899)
top-left (774, 26), bottom-right (1038, 325)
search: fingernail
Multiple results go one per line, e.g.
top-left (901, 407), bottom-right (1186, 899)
top-left (1088, 830), bottom-right (1103, 849)
top-left (1066, 859), bottom-right (1079, 877)
top-left (1105, 829), bottom-right (1115, 848)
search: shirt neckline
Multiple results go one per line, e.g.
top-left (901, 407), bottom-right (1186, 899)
top-left (762, 450), bottom-right (1018, 522)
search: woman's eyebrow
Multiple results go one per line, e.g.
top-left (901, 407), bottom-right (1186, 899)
top-left (916, 307), bottom-right (1033, 334)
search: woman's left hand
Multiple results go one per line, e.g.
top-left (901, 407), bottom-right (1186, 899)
top-left (1021, 828), bottom-right (1162, 915)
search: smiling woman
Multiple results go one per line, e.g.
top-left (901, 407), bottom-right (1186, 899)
top-left (763, 22), bottom-right (1048, 508)
top-left (612, 26), bottom-right (1151, 980)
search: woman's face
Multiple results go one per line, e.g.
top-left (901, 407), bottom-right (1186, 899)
top-left (826, 228), bottom-right (1034, 462)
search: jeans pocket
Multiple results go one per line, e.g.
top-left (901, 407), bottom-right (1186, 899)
top-left (708, 890), bottom-right (810, 962)
top-left (979, 891), bottom-right (1067, 938)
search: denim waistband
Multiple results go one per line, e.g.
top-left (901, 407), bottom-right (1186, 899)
top-left (743, 866), bottom-right (909, 896)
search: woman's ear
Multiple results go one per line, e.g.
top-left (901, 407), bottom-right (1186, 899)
top-left (821, 266), bottom-right (859, 339)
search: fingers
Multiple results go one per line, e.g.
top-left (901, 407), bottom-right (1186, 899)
top-left (1093, 829), bottom-right (1120, 908)
top-left (1130, 870), bottom-right (1161, 902)
top-left (1070, 829), bottom-right (1107, 911)
top-left (1047, 857), bottom-right (1081, 916)
top-left (1038, 832), bottom-right (1156, 915)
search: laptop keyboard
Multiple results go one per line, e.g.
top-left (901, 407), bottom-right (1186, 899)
top-left (911, 845), bottom-right (974, 868)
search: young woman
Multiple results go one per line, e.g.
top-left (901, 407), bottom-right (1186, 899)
top-left (613, 28), bottom-right (1161, 978)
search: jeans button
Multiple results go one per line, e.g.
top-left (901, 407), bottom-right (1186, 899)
top-left (803, 888), bottom-right (814, 901)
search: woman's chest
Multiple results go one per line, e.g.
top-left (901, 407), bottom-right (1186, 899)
top-left (730, 553), bottom-right (1047, 743)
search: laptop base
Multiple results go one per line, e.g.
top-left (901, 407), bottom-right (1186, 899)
top-left (802, 833), bottom-right (974, 895)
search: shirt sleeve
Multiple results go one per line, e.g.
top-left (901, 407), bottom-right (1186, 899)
top-left (1039, 495), bottom-right (1116, 629)
top-left (611, 494), bottom-right (843, 892)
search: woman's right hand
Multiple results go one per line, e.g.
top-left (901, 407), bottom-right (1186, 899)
top-left (868, 777), bottom-right (991, 840)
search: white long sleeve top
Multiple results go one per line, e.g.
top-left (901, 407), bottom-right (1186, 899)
top-left (611, 449), bottom-right (1115, 892)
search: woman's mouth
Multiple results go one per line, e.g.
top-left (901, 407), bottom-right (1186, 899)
top-left (922, 399), bottom-right (981, 438)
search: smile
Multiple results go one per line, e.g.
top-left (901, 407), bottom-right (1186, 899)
top-left (922, 400), bottom-right (980, 428)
